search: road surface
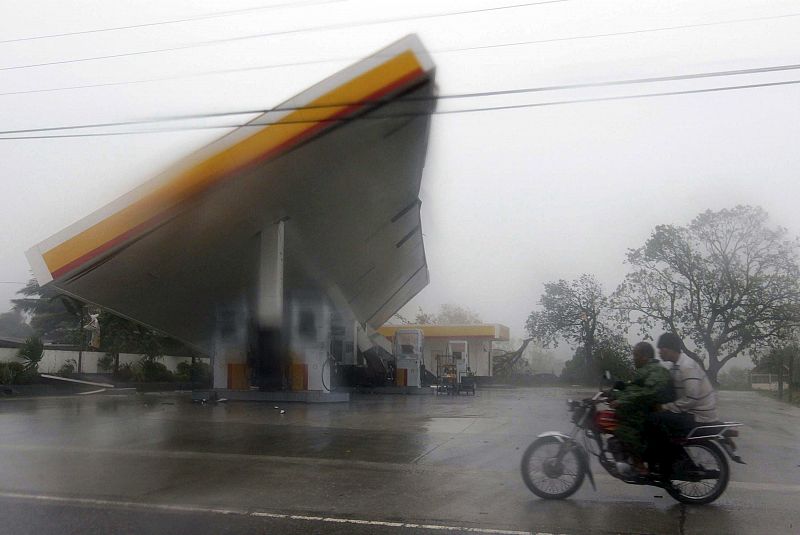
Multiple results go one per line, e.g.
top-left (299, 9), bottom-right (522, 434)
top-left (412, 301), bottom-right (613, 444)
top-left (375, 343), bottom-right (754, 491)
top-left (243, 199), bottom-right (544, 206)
top-left (0, 387), bottom-right (797, 534)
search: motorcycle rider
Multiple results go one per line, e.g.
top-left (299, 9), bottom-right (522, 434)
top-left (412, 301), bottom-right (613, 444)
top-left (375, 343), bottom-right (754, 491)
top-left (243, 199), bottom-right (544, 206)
top-left (646, 332), bottom-right (718, 473)
top-left (610, 341), bottom-right (672, 474)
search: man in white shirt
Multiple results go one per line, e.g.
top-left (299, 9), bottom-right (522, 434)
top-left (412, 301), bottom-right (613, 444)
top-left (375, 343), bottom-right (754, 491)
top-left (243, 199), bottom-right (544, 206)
top-left (658, 333), bottom-right (718, 423)
top-left (645, 332), bottom-right (718, 471)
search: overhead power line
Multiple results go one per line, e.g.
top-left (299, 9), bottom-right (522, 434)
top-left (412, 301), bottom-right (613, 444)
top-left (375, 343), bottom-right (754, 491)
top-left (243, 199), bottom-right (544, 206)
top-left (0, 1), bottom-right (567, 72)
top-left (2, 10), bottom-right (798, 98)
top-left (1, 62), bottom-right (799, 136)
top-left (0, 0), bottom-right (346, 44)
top-left (440, 10), bottom-right (800, 54)
top-left (431, 79), bottom-right (800, 116)
top-left (2, 78), bottom-right (798, 140)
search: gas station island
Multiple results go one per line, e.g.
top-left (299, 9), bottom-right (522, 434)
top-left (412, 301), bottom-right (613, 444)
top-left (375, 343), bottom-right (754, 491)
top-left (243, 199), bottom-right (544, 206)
top-left (378, 324), bottom-right (510, 385)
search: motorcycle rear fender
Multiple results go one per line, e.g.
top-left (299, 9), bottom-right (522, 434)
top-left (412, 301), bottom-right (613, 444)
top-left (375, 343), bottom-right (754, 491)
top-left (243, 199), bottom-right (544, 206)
top-left (536, 431), bottom-right (596, 490)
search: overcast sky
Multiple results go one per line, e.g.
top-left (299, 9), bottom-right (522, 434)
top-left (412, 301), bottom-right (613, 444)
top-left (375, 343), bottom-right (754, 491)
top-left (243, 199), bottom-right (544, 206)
top-left (2, 0), bottom-right (800, 345)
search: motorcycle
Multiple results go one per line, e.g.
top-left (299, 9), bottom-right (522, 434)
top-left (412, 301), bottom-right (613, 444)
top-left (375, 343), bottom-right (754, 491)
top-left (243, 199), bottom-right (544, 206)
top-left (520, 390), bottom-right (745, 504)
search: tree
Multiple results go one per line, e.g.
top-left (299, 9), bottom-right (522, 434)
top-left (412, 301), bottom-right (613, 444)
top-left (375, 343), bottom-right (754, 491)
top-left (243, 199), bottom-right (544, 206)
top-left (753, 342), bottom-right (798, 400)
top-left (561, 334), bottom-right (633, 384)
top-left (413, 306), bottom-right (437, 324)
top-left (16, 336), bottom-right (44, 378)
top-left (98, 312), bottom-right (164, 373)
top-left (594, 334), bottom-right (635, 381)
top-left (526, 274), bottom-right (615, 381)
top-left (12, 278), bottom-right (82, 343)
top-left (411, 304), bottom-right (482, 325)
top-left (492, 338), bottom-right (561, 376)
top-left (527, 344), bottom-right (562, 374)
top-left (0, 310), bottom-right (33, 338)
top-left (615, 206), bottom-right (800, 384)
top-left (12, 279), bottom-right (194, 372)
top-left (752, 344), bottom-right (796, 374)
top-left (492, 338), bottom-right (534, 377)
top-left (391, 312), bottom-right (412, 324)
top-left (436, 304), bottom-right (481, 324)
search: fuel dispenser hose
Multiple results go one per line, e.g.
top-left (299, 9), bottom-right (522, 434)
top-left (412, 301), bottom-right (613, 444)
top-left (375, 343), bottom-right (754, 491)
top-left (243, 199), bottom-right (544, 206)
top-left (321, 354), bottom-right (336, 392)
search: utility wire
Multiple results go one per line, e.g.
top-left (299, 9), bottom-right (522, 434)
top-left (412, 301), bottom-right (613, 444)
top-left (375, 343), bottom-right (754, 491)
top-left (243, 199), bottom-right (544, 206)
top-left (0, 1), bottom-right (567, 72)
top-left (2, 10), bottom-right (798, 98)
top-left (440, 10), bottom-right (800, 54)
top-left (0, 59), bottom-right (335, 97)
top-left (2, 62), bottom-right (799, 136)
top-left (432, 79), bottom-right (800, 116)
top-left (2, 78), bottom-right (798, 140)
top-left (0, 0), bottom-right (346, 44)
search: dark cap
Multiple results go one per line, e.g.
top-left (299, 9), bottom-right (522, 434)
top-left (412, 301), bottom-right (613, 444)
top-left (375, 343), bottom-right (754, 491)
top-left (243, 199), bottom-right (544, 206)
top-left (657, 332), bottom-right (682, 352)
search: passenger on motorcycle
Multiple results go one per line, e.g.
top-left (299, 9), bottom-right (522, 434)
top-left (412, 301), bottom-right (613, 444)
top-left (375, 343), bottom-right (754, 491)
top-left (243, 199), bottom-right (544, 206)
top-left (645, 332), bottom-right (718, 472)
top-left (610, 341), bottom-right (672, 474)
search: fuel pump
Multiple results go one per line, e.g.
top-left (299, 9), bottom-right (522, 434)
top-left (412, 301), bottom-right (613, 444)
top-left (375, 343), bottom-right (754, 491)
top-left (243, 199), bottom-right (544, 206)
top-left (287, 292), bottom-right (331, 391)
top-left (392, 329), bottom-right (423, 388)
top-left (447, 340), bottom-right (469, 383)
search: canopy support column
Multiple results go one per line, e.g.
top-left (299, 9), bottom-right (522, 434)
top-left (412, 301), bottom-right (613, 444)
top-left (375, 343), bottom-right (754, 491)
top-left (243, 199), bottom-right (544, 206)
top-left (258, 219), bottom-right (285, 328)
top-left (249, 219), bottom-right (287, 390)
top-left (211, 220), bottom-right (285, 390)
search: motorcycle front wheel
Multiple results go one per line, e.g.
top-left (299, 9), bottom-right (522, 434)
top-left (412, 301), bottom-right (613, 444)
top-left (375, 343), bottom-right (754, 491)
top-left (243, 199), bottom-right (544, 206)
top-left (520, 436), bottom-right (586, 499)
top-left (666, 441), bottom-right (729, 505)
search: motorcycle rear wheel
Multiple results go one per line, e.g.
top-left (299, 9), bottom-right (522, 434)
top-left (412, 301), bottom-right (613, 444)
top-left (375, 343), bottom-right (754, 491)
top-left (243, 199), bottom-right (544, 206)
top-left (520, 436), bottom-right (586, 499)
top-left (666, 441), bottom-right (729, 505)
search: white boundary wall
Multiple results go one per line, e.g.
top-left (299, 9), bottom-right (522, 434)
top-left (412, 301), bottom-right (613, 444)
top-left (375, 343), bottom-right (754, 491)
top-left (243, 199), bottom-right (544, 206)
top-left (750, 373), bottom-right (780, 391)
top-left (0, 348), bottom-right (204, 374)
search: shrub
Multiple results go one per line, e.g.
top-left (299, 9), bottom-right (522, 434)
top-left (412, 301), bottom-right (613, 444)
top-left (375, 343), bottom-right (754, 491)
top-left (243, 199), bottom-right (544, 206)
top-left (113, 358), bottom-right (174, 383)
top-left (97, 354), bottom-right (115, 372)
top-left (57, 358), bottom-right (77, 378)
top-left (17, 336), bottom-right (44, 374)
top-left (0, 362), bottom-right (12, 385)
top-left (175, 361), bottom-right (211, 386)
top-left (114, 362), bottom-right (140, 383)
top-left (8, 361), bottom-right (35, 384)
top-left (140, 359), bottom-right (173, 382)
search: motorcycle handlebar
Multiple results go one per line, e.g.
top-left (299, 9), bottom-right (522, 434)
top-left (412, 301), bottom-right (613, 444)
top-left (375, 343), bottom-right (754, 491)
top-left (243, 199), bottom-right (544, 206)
top-left (582, 392), bottom-right (610, 405)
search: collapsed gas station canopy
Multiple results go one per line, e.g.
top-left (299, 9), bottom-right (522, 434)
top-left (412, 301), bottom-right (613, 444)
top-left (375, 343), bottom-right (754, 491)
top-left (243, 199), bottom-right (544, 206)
top-left (26, 35), bottom-right (436, 354)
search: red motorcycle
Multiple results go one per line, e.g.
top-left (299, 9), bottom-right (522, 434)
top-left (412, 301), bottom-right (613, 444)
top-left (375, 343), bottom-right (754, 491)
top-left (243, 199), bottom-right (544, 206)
top-left (520, 391), bottom-right (744, 504)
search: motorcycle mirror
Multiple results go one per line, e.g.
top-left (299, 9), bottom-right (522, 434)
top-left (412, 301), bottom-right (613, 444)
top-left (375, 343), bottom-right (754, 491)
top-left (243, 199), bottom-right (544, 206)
top-left (599, 370), bottom-right (613, 392)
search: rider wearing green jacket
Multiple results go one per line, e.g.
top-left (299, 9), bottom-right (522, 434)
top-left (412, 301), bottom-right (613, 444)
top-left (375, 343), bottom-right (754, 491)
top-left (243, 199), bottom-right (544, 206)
top-left (612, 342), bottom-right (672, 467)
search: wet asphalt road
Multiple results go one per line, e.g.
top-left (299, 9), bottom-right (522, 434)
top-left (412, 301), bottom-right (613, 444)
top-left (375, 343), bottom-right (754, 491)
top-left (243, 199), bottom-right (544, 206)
top-left (0, 387), bottom-right (797, 534)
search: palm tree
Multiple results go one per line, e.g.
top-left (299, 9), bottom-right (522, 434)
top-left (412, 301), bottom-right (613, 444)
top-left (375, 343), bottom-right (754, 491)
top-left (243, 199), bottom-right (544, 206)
top-left (12, 278), bottom-right (83, 344)
top-left (17, 336), bottom-right (44, 373)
